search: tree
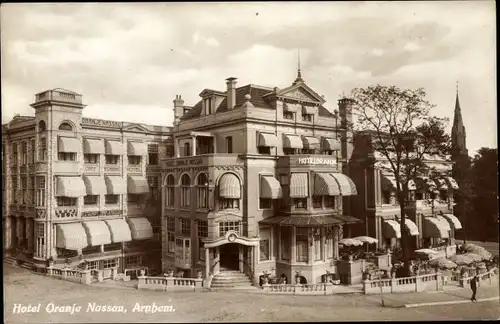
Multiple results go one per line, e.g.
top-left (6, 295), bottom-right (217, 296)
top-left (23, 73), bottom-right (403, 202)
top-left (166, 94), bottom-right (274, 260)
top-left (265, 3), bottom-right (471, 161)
top-left (350, 85), bottom-right (450, 276)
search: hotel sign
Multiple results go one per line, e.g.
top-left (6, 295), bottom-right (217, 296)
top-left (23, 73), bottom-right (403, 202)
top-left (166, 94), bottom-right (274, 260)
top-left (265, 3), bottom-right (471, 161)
top-left (297, 157), bottom-right (336, 166)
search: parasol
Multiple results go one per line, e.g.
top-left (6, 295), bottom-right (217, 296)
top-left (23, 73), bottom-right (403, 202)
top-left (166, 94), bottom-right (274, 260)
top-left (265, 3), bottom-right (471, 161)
top-left (414, 249), bottom-right (439, 255)
top-left (339, 238), bottom-right (364, 247)
top-left (353, 236), bottom-right (378, 244)
top-left (449, 254), bottom-right (474, 265)
top-left (463, 253), bottom-right (483, 263)
top-left (429, 257), bottom-right (457, 270)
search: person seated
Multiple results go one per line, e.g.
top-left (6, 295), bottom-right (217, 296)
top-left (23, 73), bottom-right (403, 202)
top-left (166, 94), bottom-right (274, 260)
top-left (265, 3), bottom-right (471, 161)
top-left (278, 273), bottom-right (287, 285)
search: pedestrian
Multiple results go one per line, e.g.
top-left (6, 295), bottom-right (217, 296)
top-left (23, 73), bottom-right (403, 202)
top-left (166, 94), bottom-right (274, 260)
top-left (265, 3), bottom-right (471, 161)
top-left (470, 272), bottom-right (479, 302)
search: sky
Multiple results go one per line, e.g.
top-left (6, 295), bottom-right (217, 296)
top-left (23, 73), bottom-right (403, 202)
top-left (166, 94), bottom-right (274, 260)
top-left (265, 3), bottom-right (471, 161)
top-left (1, 2), bottom-right (496, 155)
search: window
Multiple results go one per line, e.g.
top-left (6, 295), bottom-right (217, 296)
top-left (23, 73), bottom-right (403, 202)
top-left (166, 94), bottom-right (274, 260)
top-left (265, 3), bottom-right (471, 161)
top-left (283, 148), bottom-right (296, 155)
top-left (167, 217), bottom-right (175, 253)
top-left (283, 111), bottom-right (294, 120)
top-left (280, 227), bottom-right (291, 261)
top-left (293, 198), bottom-right (307, 210)
top-left (30, 176), bottom-right (35, 205)
top-left (128, 194), bottom-right (143, 204)
top-left (181, 218), bottom-right (191, 236)
top-left (165, 175), bottom-right (175, 208)
top-left (258, 146), bottom-right (271, 155)
top-left (11, 176), bottom-right (18, 203)
top-left (313, 196), bottom-right (322, 209)
top-left (105, 194), bottom-right (119, 205)
top-left (259, 198), bottom-right (272, 209)
top-left (21, 142), bottom-right (28, 165)
top-left (30, 139), bottom-right (35, 164)
top-left (148, 144), bottom-right (158, 165)
top-left (325, 196), bottom-right (336, 208)
top-left (184, 142), bottom-right (191, 157)
top-left (326, 226), bottom-right (334, 259)
top-left (39, 138), bottom-right (47, 161)
top-left (57, 248), bottom-right (78, 258)
top-left (147, 176), bottom-right (159, 202)
top-left (219, 221), bottom-right (240, 237)
top-left (205, 98), bottom-right (212, 115)
top-left (58, 122), bottom-right (73, 131)
top-left (58, 152), bottom-right (76, 161)
top-left (314, 229), bottom-right (321, 261)
top-left (128, 156), bottom-right (141, 165)
top-left (105, 155), bottom-right (119, 165)
top-left (84, 154), bottom-right (99, 164)
top-left (296, 227), bottom-right (309, 262)
top-left (382, 190), bottom-right (391, 204)
top-left (180, 174), bottom-right (191, 208)
top-left (221, 198), bottom-right (240, 209)
top-left (103, 259), bottom-right (118, 269)
top-left (322, 150), bottom-right (335, 156)
top-left (302, 114), bottom-right (312, 122)
top-left (125, 255), bottom-right (141, 267)
top-left (166, 145), bottom-right (174, 158)
top-left (226, 137), bottom-right (233, 153)
top-left (36, 177), bottom-right (45, 207)
top-left (198, 221), bottom-right (208, 261)
top-left (84, 195), bottom-right (98, 205)
top-left (35, 223), bottom-right (45, 258)
top-left (56, 197), bottom-right (77, 206)
top-left (12, 143), bottom-right (18, 166)
top-left (301, 149), bottom-right (315, 154)
top-left (20, 176), bottom-right (27, 204)
top-left (196, 173), bottom-right (208, 209)
top-left (38, 120), bottom-right (46, 132)
top-left (259, 227), bottom-right (271, 261)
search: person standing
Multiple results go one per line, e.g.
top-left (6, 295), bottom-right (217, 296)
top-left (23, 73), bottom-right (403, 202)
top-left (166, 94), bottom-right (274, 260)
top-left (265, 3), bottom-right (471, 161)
top-left (470, 272), bottom-right (479, 302)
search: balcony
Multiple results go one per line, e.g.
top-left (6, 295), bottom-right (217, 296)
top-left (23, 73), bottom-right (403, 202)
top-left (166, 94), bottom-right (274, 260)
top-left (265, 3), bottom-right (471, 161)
top-left (127, 165), bottom-right (142, 174)
top-left (53, 161), bottom-right (80, 174)
top-left (104, 164), bottom-right (121, 175)
top-left (20, 165), bottom-right (27, 174)
top-left (28, 164), bottom-right (36, 173)
top-left (54, 207), bottom-right (79, 219)
top-left (35, 162), bottom-right (48, 173)
top-left (83, 164), bottom-right (99, 175)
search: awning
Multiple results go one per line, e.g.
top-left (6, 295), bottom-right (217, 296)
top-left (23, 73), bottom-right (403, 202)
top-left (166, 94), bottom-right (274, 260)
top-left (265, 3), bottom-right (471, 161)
top-left (442, 214), bottom-right (463, 230)
top-left (330, 173), bottom-right (357, 195)
top-left (302, 105), bottom-right (317, 115)
top-left (290, 173), bottom-right (309, 198)
top-left (83, 138), bottom-right (105, 154)
top-left (381, 174), bottom-right (397, 190)
top-left (56, 223), bottom-right (88, 250)
top-left (83, 176), bottom-right (107, 195)
top-left (128, 176), bottom-right (149, 194)
top-left (127, 141), bottom-right (147, 156)
top-left (302, 136), bottom-right (320, 149)
top-left (258, 133), bottom-right (277, 147)
top-left (321, 137), bottom-right (341, 151)
top-left (105, 176), bottom-right (127, 194)
top-left (383, 220), bottom-right (401, 239)
top-left (283, 102), bottom-right (301, 112)
top-left (314, 173), bottom-right (341, 196)
top-left (105, 219), bottom-right (133, 243)
top-left (219, 173), bottom-right (241, 198)
top-left (423, 217), bottom-right (450, 238)
top-left (402, 218), bottom-right (420, 236)
top-left (408, 179), bottom-right (417, 190)
top-left (58, 137), bottom-right (80, 153)
top-left (419, 176), bottom-right (436, 188)
top-left (260, 176), bottom-right (282, 199)
top-left (260, 214), bottom-right (360, 227)
top-left (446, 177), bottom-right (459, 189)
top-left (127, 217), bottom-right (154, 240)
top-left (435, 178), bottom-right (448, 190)
top-left (436, 215), bottom-right (452, 232)
top-left (283, 134), bottom-right (303, 149)
top-left (105, 140), bottom-right (123, 155)
top-left (56, 177), bottom-right (86, 197)
top-left (82, 221), bottom-right (112, 246)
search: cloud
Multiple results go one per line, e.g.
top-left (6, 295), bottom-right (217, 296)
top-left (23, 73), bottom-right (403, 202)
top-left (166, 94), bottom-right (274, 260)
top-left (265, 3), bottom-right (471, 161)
top-left (404, 42), bottom-right (421, 52)
top-left (192, 31), bottom-right (220, 47)
top-left (371, 48), bottom-right (384, 56)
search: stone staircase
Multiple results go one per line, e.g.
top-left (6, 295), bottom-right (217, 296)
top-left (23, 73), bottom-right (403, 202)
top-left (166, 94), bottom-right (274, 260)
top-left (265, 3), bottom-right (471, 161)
top-left (4, 256), bottom-right (18, 267)
top-left (210, 268), bottom-right (254, 290)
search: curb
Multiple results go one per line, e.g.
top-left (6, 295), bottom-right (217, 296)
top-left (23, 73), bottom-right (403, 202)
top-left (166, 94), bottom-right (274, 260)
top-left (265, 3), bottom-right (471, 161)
top-left (404, 296), bottom-right (500, 308)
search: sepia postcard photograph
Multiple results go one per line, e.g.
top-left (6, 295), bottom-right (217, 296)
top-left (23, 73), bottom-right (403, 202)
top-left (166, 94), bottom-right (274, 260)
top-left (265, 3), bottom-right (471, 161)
top-left (1, 1), bottom-right (498, 323)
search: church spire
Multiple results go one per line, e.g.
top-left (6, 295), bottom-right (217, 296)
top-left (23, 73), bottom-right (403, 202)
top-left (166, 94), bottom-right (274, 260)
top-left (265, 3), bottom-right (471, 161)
top-left (293, 49), bottom-right (304, 85)
top-left (451, 82), bottom-right (467, 156)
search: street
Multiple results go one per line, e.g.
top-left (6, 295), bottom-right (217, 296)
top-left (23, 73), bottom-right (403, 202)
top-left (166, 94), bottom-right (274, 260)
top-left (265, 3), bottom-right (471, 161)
top-left (3, 265), bottom-right (500, 323)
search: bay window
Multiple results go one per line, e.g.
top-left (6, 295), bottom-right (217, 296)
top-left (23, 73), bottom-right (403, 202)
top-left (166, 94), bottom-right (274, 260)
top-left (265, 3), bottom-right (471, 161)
top-left (296, 227), bottom-right (308, 262)
top-left (280, 227), bottom-right (291, 261)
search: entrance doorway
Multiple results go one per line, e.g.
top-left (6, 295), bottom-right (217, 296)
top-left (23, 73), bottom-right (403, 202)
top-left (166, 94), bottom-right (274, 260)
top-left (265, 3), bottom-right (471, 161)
top-left (220, 243), bottom-right (240, 270)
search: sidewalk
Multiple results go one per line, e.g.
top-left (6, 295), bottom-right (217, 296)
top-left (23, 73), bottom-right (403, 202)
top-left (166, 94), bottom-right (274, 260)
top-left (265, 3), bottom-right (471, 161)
top-left (381, 278), bottom-right (499, 308)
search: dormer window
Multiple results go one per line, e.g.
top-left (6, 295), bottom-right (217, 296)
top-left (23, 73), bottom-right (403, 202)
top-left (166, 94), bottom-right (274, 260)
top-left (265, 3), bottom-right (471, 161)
top-left (283, 112), bottom-right (294, 120)
top-left (204, 98), bottom-right (212, 115)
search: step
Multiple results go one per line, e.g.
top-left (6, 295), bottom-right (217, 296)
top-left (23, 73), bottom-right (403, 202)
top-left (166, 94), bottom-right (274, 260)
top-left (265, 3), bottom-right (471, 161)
top-left (211, 283), bottom-right (253, 288)
top-left (214, 274), bottom-right (251, 280)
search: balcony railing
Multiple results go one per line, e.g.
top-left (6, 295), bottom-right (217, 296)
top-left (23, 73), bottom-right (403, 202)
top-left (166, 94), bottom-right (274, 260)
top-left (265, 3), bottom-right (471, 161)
top-left (104, 165), bottom-right (120, 174)
top-left (127, 165), bottom-right (142, 174)
top-left (54, 207), bottom-right (79, 219)
top-left (83, 164), bottom-right (99, 174)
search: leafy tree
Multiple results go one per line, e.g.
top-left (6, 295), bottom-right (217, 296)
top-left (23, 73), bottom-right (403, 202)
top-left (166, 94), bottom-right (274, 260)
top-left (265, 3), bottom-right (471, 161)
top-left (350, 85), bottom-right (451, 276)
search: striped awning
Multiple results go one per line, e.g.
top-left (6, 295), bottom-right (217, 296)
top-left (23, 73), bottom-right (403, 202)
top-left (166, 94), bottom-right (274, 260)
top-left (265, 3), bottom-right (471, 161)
top-left (330, 173), bottom-right (357, 196)
top-left (302, 136), bottom-right (320, 149)
top-left (83, 138), bottom-right (105, 154)
top-left (283, 102), bottom-right (301, 112)
top-left (290, 173), bottom-right (309, 198)
top-left (383, 220), bottom-right (401, 239)
top-left (302, 105), bottom-right (317, 115)
top-left (56, 223), bottom-right (88, 250)
top-left (435, 178), bottom-right (448, 190)
top-left (56, 177), bottom-right (86, 197)
top-left (127, 141), bottom-right (147, 156)
top-left (58, 137), bottom-right (80, 153)
top-left (105, 218), bottom-right (132, 243)
top-left (314, 173), bottom-right (341, 196)
top-left (423, 217), bottom-right (450, 238)
top-left (446, 177), bottom-right (459, 189)
top-left (127, 217), bottom-right (154, 240)
top-left (442, 214), bottom-right (462, 230)
top-left (283, 134), bottom-right (303, 149)
top-left (219, 173), bottom-right (241, 198)
top-left (436, 215), bottom-right (452, 232)
top-left (402, 218), bottom-right (420, 236)
top-left (128, 176), bottom-right (149, 194)
top-left (258, 133), bottom-right (278, 147)
top-left (82, 221), bottom-right (112, 246)
top-left (321, 137), bottom-right (341, 151)
top-left (260, 176), bottom-right (282, 199)
top-left (105, 176), bottom-right (127, 194)
top-left (381, 174), bottom-right (397, 190)
top-left (105, 140), bottom-right (123, 155)
top-left (260, 214), bottom-right (360, 226)
top-left (83, 176), bottom-right (107, 195)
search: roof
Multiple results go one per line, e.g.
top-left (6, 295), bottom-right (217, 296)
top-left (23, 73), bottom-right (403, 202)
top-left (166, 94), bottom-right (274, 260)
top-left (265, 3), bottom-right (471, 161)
top-left (259, 214), bottom-right (361, 226)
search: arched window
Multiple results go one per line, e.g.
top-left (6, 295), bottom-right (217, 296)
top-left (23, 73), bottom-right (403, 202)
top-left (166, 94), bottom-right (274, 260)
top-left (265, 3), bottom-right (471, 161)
top-left (165, 175), bottom-right (175, 208)
top-left (38, 120), bottom-right (46, 132)
top-left (180, 174), bottom-right (191, 208)
top-left (218, 173), bottom-right (240, 210)
top-left (58, 122), bottom-right (73, 131)
top-left (196, 173), bottom-right (208, 209)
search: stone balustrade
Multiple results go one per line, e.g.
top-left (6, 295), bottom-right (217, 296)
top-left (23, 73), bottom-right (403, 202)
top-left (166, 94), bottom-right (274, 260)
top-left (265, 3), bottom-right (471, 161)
top-left (46, 266), bottom-right (92, 285)
top-left (137, 276), bottom-right (204, 292)
top-left (459, 268), bottom-right (498, 288)
top-left (362, 273), bottom-right (443, 294)
top-left (262, 283), bottom-right (334, 295)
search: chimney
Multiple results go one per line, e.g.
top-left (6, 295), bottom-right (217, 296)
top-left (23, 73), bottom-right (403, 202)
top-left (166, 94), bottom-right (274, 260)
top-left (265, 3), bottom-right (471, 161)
top-left (173, 95), bottom-right (185, 126)
top-left (226, 77), bottom-right (237, 110)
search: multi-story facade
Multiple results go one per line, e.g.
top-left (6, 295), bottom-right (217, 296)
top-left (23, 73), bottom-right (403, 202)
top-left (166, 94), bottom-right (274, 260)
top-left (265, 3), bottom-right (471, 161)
top-left (2, 88), bottom-right (171, 277)
top-left (161, 72), bottom-right (360, 284)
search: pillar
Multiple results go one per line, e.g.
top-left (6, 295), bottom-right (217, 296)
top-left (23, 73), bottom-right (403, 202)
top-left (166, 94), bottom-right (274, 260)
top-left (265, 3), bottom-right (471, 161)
top-left (191, 136), bottom-right (196, 156)
top-left (205, 248), bottom-right (210, 276)
top-left (333, 226), bottom-right (339, 259)
top-left (174, 137), bottom-right (179, 158)
top-left (291, 227), bottom-right (296, 263)
top-left (4, 217), bottom-right (11, 250)
top-left (26, 219), bottom-right (33, 253)
top-left (239, 245), bottom-right (243, 273)
top-left (212, 135), bottom-right (217, 153)
top-left (321, 227), bottom-right (326, 262)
